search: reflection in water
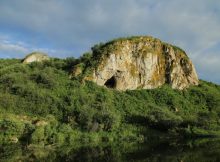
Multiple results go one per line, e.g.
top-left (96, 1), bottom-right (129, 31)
top-left (0, 139), bottom-right (220, 162)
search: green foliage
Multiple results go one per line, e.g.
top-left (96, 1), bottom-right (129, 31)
top-left (146, 106), bottom-right (183, 130)
top-left (0, 58), bottom-right (219, 145)
top-left (0, 120), bottom-right (25, 137)
top-left (31, 126), bottom-right (45, 143)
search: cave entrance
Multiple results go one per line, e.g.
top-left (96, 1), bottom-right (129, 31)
top-left (104, 76), bottom-right (117, 88)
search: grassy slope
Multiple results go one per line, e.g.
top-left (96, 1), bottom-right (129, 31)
top-left (0, 57), bottom-right (220, 145)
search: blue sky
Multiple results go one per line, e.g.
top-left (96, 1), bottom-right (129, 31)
top-left (0, 0), bottom-right (220, 84)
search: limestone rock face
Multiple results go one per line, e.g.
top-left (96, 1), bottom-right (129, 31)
top-left (23, 52), bottom-right (49, 63)
top-left (77, 36), bottom-right (199, 90)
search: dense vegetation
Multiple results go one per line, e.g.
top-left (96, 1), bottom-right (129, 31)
top-left (0, 56), bottom-right (220, 146)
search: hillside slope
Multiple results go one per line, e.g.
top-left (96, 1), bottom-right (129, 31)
top-left (0, 57), bottom-right (220, 145)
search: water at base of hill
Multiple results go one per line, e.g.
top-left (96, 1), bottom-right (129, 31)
top-left (1, 138), bottom-right (220, 162)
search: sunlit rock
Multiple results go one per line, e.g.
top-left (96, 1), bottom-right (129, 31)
top-left (73, 36), bottom-right (199, 90)
top-left (23, 52), bottom-right (49, 63)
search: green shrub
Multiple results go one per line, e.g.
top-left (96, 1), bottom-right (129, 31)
top-left (31, 127), bottom-right (45, 143)
top-left (0, 120), bottom-right (25, 137)
top-left (146, 107), bottom-right (183, 130)
top-left (54, 132), bottom-right (66, 145)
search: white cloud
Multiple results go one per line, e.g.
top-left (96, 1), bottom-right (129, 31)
top-left (0, 43), bottom-right (28, 53)
top-left (0, 36), bottom-right (29, 58)
top-left (0, 35), bottom-right (74, 58)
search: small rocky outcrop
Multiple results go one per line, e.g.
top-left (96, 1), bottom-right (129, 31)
top-left (73, 36), bottom-right (199, 90)
top-left (23, 52), bottom-right (49, 63)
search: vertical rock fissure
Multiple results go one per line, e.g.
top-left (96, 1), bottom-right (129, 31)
top-left (164, 47), bottom-right (172, 84)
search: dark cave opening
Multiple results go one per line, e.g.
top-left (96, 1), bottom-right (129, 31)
top-left (104, 76), bottom-right (117, 88)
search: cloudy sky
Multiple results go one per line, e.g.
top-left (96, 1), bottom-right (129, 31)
top-left (0, 0), bottom-right (219, 84)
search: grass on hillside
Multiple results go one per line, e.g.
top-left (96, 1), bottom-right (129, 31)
top-left (0, 57), bottom-right (219, 145)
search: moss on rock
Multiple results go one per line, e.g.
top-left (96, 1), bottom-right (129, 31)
top-left (72, 36), bottom-right (198, 90)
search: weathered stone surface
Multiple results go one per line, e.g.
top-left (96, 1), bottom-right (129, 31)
top-left (23, 52), bottom-right (49, 63)
top-left (75, 36), bottom-right (199, 90)
top-left (10, 136), bottom-right (18, 143)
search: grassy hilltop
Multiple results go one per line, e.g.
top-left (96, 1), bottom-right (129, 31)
top-left (0, 39), bottom-right (220, 146)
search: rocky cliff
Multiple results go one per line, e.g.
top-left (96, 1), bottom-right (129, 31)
top-left (23, 52), bottom-right (49, 63)
top-left (73, 36), bottom-right (199, 90)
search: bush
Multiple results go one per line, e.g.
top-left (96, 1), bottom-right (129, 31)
top-left (146, 107), bottom-right (183, 130)
top-left (31, 127), bottom-right (45, 143)
top-left (0, 120), bottom-right (25, 137)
